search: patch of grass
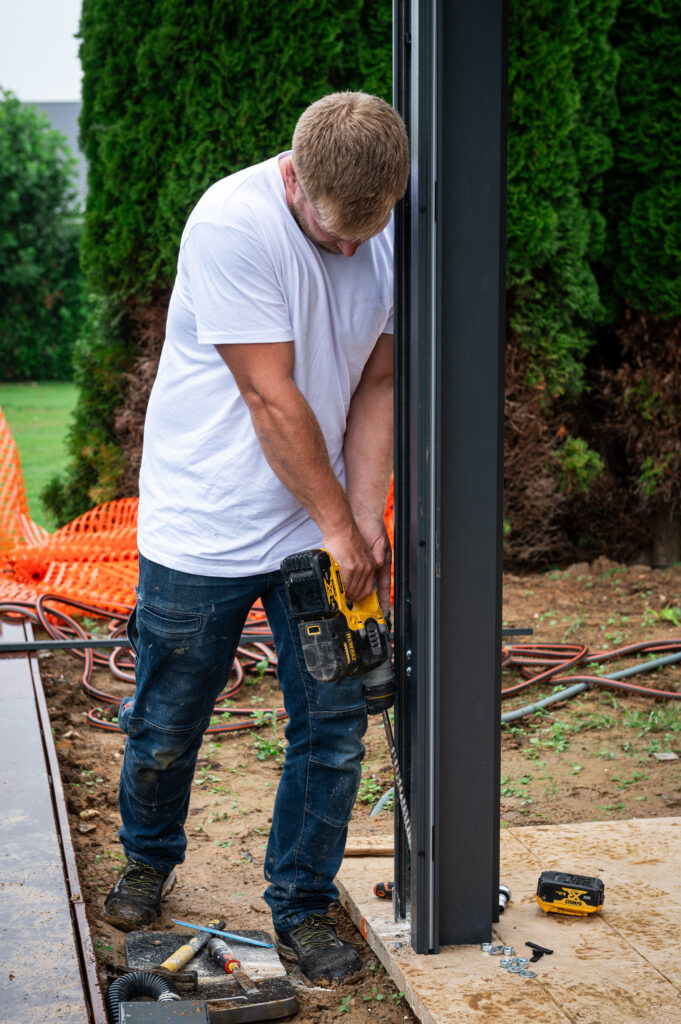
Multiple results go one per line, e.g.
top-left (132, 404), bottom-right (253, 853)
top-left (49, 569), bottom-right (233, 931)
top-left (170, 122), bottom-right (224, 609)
top-left (0, 381), bottom-right (78, 529)
top-left (623, 707), bottom-right (681, 734)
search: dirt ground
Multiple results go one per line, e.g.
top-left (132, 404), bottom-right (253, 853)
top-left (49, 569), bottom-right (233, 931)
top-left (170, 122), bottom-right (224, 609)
top-left (41, 557), bottom-right (681, 1023)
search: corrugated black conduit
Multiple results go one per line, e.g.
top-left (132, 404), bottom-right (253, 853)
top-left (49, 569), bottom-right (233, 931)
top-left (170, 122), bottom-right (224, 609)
top-left (105, 970), bottom-right (180, 1023)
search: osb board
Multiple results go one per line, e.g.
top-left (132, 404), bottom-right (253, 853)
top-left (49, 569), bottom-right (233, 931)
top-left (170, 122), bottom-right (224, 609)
top-left (337, 819), bottom-right (681, 1024)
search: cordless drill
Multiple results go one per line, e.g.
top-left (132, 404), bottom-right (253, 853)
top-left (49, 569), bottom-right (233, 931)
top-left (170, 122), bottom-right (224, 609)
top-left (280, 548), bottom-right (410, 846)
top-left (280, 547), bottom-right (394, 710)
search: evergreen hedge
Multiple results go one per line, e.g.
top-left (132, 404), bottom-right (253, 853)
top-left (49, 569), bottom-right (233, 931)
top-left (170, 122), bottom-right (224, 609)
top-left (51, 0), bottom-right (677, 564)
top-left (585, 0), bottom-right (681, 562)
top-left (79, 0), bottom-right (392, 303)
top-left (506, 0), bottom-right (617, 399)
top-left (607, 0), bottom-right (681, 316)
top-left (503, 0), bottom-right (618, 564)
top-left (47, 0), bottom-right (392, 517)
top-left (0, 90), bottom-right (83, 381)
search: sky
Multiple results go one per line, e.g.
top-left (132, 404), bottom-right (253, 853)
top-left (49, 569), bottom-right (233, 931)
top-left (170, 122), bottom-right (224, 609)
top-left (0, 0), bottom-right (82, 101)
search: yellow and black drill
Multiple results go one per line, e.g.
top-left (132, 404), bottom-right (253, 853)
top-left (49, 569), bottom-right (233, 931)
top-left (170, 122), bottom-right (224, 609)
top-left (280, 548), bottom-right (411, 846)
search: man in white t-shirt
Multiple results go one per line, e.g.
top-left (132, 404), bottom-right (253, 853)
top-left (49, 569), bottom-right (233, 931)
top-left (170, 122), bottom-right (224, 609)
top-left (104, 92), bottom-right (409, 984)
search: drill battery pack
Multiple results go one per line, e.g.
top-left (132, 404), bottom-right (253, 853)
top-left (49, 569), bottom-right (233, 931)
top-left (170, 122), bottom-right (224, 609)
top-left (280, 548), bottom-right (390, 683)
top-left (536, 871), bottom-right (605, 916)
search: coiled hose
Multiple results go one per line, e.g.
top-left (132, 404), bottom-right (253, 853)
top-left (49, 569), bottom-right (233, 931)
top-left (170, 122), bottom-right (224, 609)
top-left (0, 594), bottom-right (285, 734)
top-left (105, 971), bottom-right (180, 1024)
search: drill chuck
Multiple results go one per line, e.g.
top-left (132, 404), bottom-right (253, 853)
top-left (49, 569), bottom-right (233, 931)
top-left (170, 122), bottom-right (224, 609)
top-left (363, 659), bottom-right (395, 715)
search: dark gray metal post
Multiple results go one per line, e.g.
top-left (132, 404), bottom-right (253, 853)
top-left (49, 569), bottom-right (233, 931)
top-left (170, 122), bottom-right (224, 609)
top-left (393, 0), bottom-right (508, 950)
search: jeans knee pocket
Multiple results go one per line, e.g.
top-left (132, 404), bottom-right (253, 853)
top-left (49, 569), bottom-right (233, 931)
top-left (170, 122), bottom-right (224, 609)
top-left (137, 602), bottom-right (202, 639)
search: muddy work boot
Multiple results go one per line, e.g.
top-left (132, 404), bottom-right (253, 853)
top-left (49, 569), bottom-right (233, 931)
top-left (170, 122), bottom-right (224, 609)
top-left (275, 913), bottom-right (362, 983)
top-left (104, 858), bottom-right (176, 930)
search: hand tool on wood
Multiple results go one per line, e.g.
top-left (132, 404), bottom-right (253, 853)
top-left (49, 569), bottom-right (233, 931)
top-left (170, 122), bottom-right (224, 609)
top-left (206, 927), bottom-right (260, 996)
top-left (281, 548), bottom-right (411, 849)
top-left (155, 919), bottom-right (225, 975)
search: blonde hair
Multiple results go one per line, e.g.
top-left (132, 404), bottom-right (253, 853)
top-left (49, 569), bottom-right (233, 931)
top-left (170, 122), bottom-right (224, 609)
top-left (292, 91), bottom-right (409, 240)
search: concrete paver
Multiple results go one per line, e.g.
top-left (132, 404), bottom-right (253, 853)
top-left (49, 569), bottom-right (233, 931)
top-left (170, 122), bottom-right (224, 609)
top-left (337, 819), bottom-right (681, 1024)
top-left (0, 619), bottom-right (89, 1024)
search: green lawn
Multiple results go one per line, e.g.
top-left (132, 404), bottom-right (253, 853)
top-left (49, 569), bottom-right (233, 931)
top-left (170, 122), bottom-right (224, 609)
top-left (0, 381), bottom-right (78, 531)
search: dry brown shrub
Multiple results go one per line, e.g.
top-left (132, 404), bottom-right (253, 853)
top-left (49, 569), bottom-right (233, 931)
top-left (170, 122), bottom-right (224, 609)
top-left (114, 292), bottom-right (171, 496)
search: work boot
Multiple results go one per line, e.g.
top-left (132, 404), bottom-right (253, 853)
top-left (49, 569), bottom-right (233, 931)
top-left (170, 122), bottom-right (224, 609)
top-left (275, 913), bottom-right (362, 983)
top-left (104, 858), bottom-right (176, 930)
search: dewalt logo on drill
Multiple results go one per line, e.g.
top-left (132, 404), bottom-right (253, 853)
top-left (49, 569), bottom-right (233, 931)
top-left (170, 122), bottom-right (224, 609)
top-left (344, 631), bottom-right (357, 668)
top-left (324, 576), bottom-right (337, 608)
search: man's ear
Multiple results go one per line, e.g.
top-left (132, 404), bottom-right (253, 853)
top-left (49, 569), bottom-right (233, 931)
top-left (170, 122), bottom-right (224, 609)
top-left (282, 158), bottom-right (297, 188)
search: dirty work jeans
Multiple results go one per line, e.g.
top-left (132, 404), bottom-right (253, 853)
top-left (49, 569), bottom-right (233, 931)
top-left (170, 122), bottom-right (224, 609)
top-left (118, 553), bottom-right (367, 931)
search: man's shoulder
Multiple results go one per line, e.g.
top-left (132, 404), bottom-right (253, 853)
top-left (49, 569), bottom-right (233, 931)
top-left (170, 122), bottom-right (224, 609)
top-left (184, 157), bottom-right (282, 240)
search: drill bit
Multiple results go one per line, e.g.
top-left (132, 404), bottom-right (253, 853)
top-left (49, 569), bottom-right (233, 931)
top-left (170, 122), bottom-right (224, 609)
top-left (382, 710), bottom-right (411, 850)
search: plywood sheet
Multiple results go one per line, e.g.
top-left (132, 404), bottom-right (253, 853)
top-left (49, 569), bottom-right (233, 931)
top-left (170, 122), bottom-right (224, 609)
top-left (337, 820), bottom-right (681, 1024)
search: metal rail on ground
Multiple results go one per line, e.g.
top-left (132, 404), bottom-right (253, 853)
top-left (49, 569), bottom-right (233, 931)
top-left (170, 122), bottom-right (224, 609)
top-left (0, 616), bottom-right (108, 1024)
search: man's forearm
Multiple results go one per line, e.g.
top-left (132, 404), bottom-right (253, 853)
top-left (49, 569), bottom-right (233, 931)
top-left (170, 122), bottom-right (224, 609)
top-left (343, 363), bottom-right (394, 610)
top-left (216, 340), bottom-right (376, 599)
top-left (246, 378), bottom-right (354, 536)
top-left (344, 372), bottom-right (394, 522)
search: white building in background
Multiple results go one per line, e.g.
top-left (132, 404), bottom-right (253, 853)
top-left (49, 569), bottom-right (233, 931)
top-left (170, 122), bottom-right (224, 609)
top-left (32, 101), bottom-right (87, 206)
top-left (2, 0), bottom-right (85, 202)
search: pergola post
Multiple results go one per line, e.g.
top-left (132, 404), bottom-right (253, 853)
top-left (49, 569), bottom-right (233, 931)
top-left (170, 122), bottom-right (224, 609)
top-left (393, 0), bottom-right (509, 950)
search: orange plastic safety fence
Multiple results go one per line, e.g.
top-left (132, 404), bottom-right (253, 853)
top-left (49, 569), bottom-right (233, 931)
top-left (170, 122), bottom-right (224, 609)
top-left (0, 410), bottom-right (397, 614)
top-left (0, 407), bottom-right (50, 560)
top-left (0, 409), bottom-right (138, 613)
top-left (384, 476), bottom-right (395, 606)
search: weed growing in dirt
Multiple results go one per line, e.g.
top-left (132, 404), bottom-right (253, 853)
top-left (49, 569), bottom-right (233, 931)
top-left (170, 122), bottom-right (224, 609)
top-left (526, 720), bottom-right (572, 756)
top-left (194, 766), bottom-right (226, 792)
top-left (597, 802), bottom-right (627, 814)
top-left (80, 768), bottom-right (104, 789)
top-left (207, 809), bottom-right (229, 824)
top-left (658, 606), bottom-right (681, 627)
top-left (539, 774), bottom-right (557, 798)
top-left (252, 710), bottom-right (285, 762)
top-left (362, 985), bottom-right (385, 1003)
top-left (563, 609), bottom-right (586, 640)
top-left (500, 773), bottom-right (532, 812)
top-left (357, 775), bottom-right (393, 812)
top-left (338, 995), bottom-right (352, 1014)
top-left (357, 776), bottom-right (382, 805)
top-left (613, 771), bottom-right (648, 789)
top-left (209, 710), bottom-right (232, 727)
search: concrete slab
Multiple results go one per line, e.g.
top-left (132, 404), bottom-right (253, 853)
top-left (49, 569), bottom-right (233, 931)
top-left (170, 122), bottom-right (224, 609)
top-left (337, 819), bottom-right (681, 1024)
top-left (0, 619), bottom-right (90, 1024)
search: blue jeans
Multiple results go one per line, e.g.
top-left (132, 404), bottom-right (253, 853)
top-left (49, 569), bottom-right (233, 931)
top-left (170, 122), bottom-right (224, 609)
top-left (118, 553), bottom-right (367, 931)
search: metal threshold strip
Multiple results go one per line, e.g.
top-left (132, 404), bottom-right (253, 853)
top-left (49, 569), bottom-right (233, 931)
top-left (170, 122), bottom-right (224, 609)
top-left (0, 616), bottom-right (108, 1023)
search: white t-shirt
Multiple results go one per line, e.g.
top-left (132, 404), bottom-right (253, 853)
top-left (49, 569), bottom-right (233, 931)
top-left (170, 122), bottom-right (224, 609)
top-left (137, 154), bottom-right (394, 576)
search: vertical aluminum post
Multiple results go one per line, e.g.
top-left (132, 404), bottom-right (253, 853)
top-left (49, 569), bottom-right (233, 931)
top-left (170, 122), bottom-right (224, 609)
top-left (394, 0), bottom-right (508, 949)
